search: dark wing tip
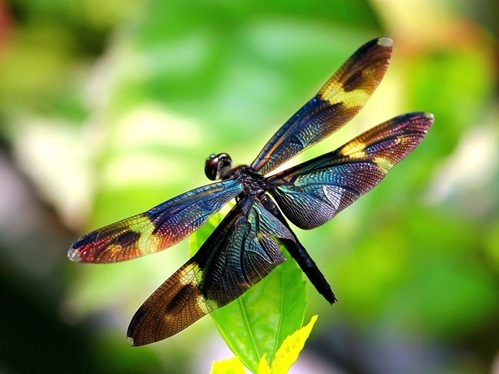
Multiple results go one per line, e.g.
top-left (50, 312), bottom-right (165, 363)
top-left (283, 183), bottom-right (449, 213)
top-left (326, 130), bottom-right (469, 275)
top-left (67, 231), bottom-right (100, 263)
top-left (126, 326), bottom-right (148, 347)
top-left (409, 112), bottom-right (434, 134)
top-left (126, 305), bottom-right (152, 346)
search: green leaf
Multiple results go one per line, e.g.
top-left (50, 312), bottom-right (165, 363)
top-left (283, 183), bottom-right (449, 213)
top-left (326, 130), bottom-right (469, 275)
top-left (190, 210), bottom-right (307, 373)
top-left (257, 354), bottom-right (271, 374)
top-left (268, 315), bottom-right (318, 374)
top-left (212, 315), bottom-right (318, 374)
top-left (210, 357), bottom-right (246, 374)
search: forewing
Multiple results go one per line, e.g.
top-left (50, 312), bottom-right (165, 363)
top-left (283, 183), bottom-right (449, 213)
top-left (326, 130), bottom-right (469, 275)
top-left (251, 37), bottom-right (393, 175)
top-left (68, 180), bottom-right (242, 263)
top-left (127, 197), bottom-right (294, 346)
top-left (266, 113), bottom-right (434, 229)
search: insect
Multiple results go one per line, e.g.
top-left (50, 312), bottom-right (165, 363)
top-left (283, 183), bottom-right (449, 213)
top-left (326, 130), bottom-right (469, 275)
top-left (68, 37), bottom-right (433, 346)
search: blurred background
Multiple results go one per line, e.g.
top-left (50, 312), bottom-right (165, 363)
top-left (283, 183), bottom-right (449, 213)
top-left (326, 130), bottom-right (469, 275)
top-left (0, 0), bottom-right (497, 373)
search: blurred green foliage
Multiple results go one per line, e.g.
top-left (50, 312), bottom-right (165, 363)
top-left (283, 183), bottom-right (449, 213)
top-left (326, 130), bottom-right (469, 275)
top-left (0, 0), bottom-right (497, 373)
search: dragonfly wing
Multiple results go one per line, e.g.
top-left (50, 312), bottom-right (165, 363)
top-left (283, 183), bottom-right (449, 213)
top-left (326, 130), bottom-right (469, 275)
top-left (68, 179), bottom-right (243, 263)
top-left (127, 197), bottom-right (294, 345)
top-left (266, 113), bottom-right (434, 229)
top-left (251, 37), bottom-right (393, 175)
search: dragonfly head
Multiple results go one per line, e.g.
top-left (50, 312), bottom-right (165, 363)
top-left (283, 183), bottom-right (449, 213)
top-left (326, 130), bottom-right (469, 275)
top-left (205, 153), bottom-right (233, 180)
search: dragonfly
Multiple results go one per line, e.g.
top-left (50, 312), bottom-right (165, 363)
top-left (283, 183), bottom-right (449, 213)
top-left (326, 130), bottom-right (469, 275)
top-left (68, 37), bottom-right (433, 346)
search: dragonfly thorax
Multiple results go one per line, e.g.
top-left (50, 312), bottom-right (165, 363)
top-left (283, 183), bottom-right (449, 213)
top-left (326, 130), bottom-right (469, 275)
top-left (231, 165), bottom-right (265, 197)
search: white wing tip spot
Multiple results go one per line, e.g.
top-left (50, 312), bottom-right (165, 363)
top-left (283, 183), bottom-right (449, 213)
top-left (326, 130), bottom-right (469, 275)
top-left (67, 247), bottom-right (81, 262)
top-left (378, 37), bottom-right (393, 48)
top-left (424, 112), bottom-right (435, 122)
